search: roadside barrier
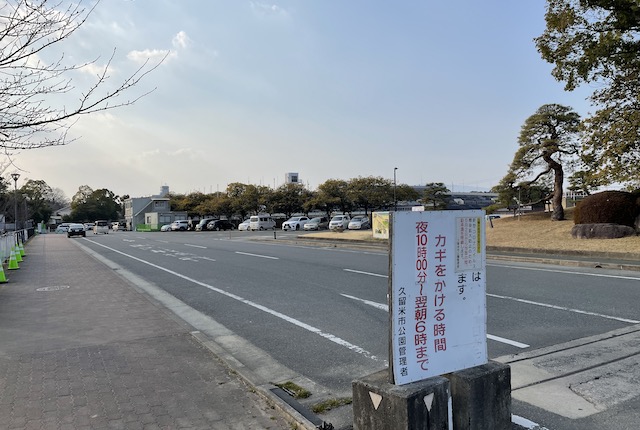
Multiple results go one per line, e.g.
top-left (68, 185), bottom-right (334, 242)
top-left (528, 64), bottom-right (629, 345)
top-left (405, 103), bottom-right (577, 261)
top-left (0, 230), bottom-right (30, 275)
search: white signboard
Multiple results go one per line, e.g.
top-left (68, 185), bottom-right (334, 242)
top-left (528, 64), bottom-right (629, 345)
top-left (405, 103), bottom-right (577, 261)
top-left (390, 210), bottom-right (487, 385)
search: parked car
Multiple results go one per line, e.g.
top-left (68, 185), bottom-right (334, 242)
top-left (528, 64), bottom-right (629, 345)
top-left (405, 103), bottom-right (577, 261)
top-left (282, 216), bottom-right (310, 231)
top-left (329, 214), bottom-right (351, 231)
top-left (348, 215), bottom-right (371, 230)
top-left (67, 223), bottom-right (86, 238)
top-left (249, 215), bottom-right (276, 231)
top-left (171, 220), bottom-right (189, 231)
top-left (303, 217), bottom-right (329, 231)
top-left (93, 220), bottom-right (109, 234)
top-left (55, 223), bottom-right (70, 233)
top-left (237, 219), bottom-right (251, 231)
top-left (195, 218), bottom-right (216, 231)
top-left (160, 224), bottom-right (172, 232)
top-left (207, 219), bottom-right (234, 231)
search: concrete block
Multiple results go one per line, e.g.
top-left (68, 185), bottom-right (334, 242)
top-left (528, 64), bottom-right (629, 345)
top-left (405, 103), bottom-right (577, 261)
top-left (446, 361), bottom-right (511, 430)
top-left (352, 369), bottom-right (450, 430)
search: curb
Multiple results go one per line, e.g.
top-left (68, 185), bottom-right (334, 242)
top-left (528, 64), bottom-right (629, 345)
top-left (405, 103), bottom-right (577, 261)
top-left (487, 253), bottom-right (640, 272)
top-left (189, 331), bottom-right (322, 430)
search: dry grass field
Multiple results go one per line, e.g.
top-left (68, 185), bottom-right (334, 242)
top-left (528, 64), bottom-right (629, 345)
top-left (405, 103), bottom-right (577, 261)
top-left (307, 209), bottom-right (640, 259)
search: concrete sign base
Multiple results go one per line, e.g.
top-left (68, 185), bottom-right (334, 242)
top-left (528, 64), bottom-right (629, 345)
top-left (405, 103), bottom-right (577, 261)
top-left (447, 361), bottom-right (512, 430)
top-left (353, 362), bottom-right (511, 429)
top-left (352, 369), bottom-right (450, 430)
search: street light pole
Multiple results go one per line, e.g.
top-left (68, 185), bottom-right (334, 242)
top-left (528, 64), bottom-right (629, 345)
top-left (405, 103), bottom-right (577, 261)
top-left (393, 167), bottom-right (398, 211)
top-left (11, 173), bottom-right (20, 232)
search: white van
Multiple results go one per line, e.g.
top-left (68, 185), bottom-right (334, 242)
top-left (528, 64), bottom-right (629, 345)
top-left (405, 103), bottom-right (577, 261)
top-left (249, 215), bottom-right (276, 231)
top-left (93, 220), bottom-right (109, 234)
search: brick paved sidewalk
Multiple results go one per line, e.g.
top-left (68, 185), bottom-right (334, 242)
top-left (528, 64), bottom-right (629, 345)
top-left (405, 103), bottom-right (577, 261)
top-left (0, 234), bottom-right (292, 430)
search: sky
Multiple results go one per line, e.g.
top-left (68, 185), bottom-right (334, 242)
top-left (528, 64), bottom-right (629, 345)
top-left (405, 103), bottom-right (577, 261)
top-left (13, 0), bottom-right (596, 201)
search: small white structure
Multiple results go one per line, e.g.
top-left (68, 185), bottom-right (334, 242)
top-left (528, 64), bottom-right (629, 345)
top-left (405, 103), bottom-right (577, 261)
top-left (285, 172), bottom-right (299, 184)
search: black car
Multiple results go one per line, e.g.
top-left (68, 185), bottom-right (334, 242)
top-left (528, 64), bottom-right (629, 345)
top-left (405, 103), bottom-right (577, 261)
top-left (67, 223), bottom-right (86, 238)
top-left (207, 219), bottom-right (235, 231)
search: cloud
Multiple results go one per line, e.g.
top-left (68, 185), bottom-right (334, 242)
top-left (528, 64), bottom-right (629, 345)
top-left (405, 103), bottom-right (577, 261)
top-left (250, 2), bottom-right (289, 17)
top-left (168, 148), bottom-right (201, 159)
top-left (127, 31), bottom-right (190, 65)
top-left (127, 48), bottom-right (175, 64)
top-left (172, 31), bottom-right (191, 49)
top-left (79, 62), bottom-right (115, 76)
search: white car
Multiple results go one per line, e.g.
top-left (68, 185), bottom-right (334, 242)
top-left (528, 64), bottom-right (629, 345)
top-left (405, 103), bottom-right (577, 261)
top-left (281, 216), bottom-right (310, 231)
top-left (250, 215), bottom-right (276, 231)
top-left (237, 219), bottom-right (251, 231)
top-left (55, 223), bottom-right (70, 233)
top-left (329, 214), bottom-right (351, 231)
top-left (160, 224), bottom-right (172, 232)
top-left (348, 215), bottom-right (371, 230)
top-left (171, 220), bottom-right (189, 231)
top-left (93, 220), bottom-right (109, 234)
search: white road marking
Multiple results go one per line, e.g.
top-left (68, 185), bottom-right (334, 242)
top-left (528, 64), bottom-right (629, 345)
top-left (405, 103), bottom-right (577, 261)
top-left (344, 269), bottom-right (388, 278)
top-left (488, 263), bottom-right (640, 281)
top-left (235, 251), bottom-right (279, 260)
top-left (512, 414), bottom-right (550, 429)
top-left (341, 294), bottom-right (529, 349)
top-left (486, 334), bottom-right (529, 349)
top-left (87, 242), bottom-right (377, 360)
top-left (344, 267), bottom-right (639, 324)
top-left (488, 293), bottom-right (640, 324)
top-left (185, 244), bottom-right (206, 249)
top-left (341, 294), bottom-right (389, 311)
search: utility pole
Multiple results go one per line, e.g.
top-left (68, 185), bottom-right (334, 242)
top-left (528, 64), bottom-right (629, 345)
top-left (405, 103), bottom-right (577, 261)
top-left (393, 167), bottom-right (398, 211)
top-left (11, 173), bottom-right (20, 232)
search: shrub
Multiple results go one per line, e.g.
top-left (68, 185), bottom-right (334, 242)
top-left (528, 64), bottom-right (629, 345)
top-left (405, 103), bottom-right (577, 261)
top-left (573, 191), bottom-right (640, 228)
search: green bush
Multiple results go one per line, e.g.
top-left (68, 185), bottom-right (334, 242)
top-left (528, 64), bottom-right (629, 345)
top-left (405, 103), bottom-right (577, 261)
top-left (574, 191), bottom-right (640, 227)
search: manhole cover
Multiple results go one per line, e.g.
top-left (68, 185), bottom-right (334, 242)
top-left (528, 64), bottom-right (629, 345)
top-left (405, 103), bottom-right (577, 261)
top-left (36, 285), bottom-right (70, 292)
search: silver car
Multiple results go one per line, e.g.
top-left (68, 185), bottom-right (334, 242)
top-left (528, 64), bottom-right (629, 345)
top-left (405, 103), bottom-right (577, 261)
top-left (303, 217), bottom-right (329, 231)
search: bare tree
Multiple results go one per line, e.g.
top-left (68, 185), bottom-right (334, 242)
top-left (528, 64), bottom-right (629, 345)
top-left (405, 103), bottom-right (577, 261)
top-left (0, 0), bottom-right (164, 152)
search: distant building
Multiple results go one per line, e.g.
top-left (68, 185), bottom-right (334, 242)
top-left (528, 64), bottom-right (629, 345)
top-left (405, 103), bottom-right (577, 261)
top-left (285, 172), bottom-right (299, 184)
top-left (123, 186), bottom-right (187, 231)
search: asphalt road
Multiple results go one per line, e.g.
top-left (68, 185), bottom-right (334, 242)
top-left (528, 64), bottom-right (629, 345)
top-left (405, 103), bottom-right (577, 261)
top-left (75, 229), bottom-right (640, 429)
